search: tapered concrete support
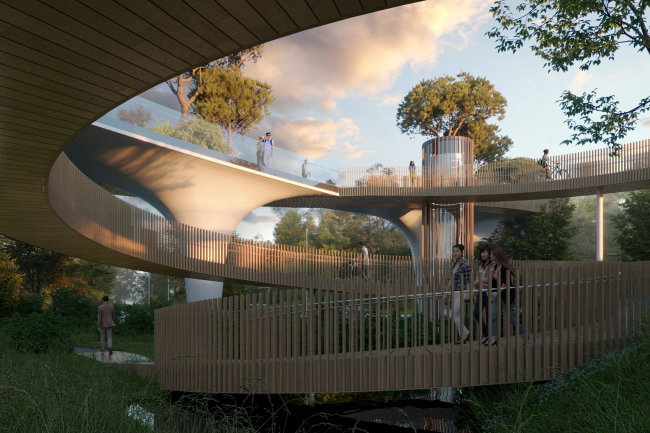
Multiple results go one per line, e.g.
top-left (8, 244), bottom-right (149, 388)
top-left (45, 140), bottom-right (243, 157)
top-left (596, 188), bottom-right (604, 261)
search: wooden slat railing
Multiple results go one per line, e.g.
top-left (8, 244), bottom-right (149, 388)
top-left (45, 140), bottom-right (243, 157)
top-left (339, 140), bottom-right (650, 196)
top-left (155, 260), bottom-right (650, 392)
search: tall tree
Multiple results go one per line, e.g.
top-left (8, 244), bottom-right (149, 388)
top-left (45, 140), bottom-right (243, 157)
top-left (488, 1), bottom-right (650, 153)
top-left (612, 190), bottom-right (650, 261)
top-left (4, 240), bottom-right (66, 294)
top-left (192, 68), bottom-right (274, 151)
top-left (0, 249), bottom-right (23, 318)
top-left (480, 198), bottom-right (579, 260)
top-left (397, 72), bottom-right (510, 162)
top-left (166, 46), bottom-right (264, 121)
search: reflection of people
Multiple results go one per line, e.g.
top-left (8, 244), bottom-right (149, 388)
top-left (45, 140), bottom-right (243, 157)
top-left (356, 241), bottom-right (369, 281)
top-left (446, 244), bottom-right (470, 344)
top-left (302, 159), bottom-right (311, 178)
top-left (409, 161), bottom-right (416, 186)
top-left (98, 295), bottom-right (115, 355)
top-left (256, 135), bottom-right (265, 166)
top-left (472, 245), bottom-right (493, 344)
top-left (488, 248), bottom-right (525, 346)
top-left (263, 132), bottom-right (274, 167)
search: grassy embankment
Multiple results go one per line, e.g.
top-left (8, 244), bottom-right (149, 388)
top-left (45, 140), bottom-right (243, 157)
top-left (457, 324), bottom-right (650, 432)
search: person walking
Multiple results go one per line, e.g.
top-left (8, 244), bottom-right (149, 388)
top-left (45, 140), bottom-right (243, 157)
top-left (97, 295), bottom-right (115, 355)
top-left (302, 159), bottom-right (311, 178)
top-left (409, 161), bottom-right (417, 186)
top-left (541, 149), bottom-right (554, 180)
top-left (487, 248), bottom-right (525, 346)
top-left (356, 241), bottom-right (369, 281)
top-left (446, 244), bottom-right (471, 344)
top-left (256, 135), bottom-right (265, 166)
top-left (472, 245), bottom-right (493, 344)
top-left (263, 132), bottom-right (274, 167)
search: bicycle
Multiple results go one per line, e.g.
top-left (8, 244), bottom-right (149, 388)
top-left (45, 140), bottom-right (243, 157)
top-left (548, 162), bottom-right (570, 180)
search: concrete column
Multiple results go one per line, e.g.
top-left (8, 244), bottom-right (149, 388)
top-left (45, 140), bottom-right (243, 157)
top-left (596, 188), bottom-right (604, 261)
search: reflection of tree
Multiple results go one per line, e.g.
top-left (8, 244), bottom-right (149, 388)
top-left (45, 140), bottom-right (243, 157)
top-left (116, 102), bottom-right (152, 128)
top-left (229, 158), bottom-right (262, 171)
top-left (363, 163), bottom-right (398, 187)
top-left (149, 118), bottom-right (233, 156)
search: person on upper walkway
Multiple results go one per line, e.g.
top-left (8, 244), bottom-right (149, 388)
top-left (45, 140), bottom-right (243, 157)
top-left (256, 135), bottom-right (265, 166)
top-left (409, 161), bottom-right (417, 186)
top-left (447, 244), bottom-right (471, 345)
top-left (302, 159), bottom-right (310, 178)
top-left (263, 132), bottom-right (274, 167)
top-left (541, 149), bottom-right (554, 180)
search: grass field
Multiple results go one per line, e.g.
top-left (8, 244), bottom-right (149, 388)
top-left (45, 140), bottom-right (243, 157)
top-left (72, 329), bottom-right (155, 359)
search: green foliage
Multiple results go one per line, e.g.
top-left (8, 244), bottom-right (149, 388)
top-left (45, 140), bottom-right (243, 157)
top-left (480, 198), bottom-right (579, 260)
top-left (397, 71), bottom-right (507, 139)
top-left (488, 1), bottom-right (650, 152)
top-left (0, 249), bottom-right (22, 318)
top-left (114, 303), bottom-right (156, 336)
top-left (116, 101), bottom-right (153, 128)
top-left (5, 239), bottom-right (66, 294)
top-left (51, 288), bottom-right (97, 328)
top-left (456, 332), bottom-right (650, 432)
top-left (192, 68), bottom-right (274, 148)
top-left (223, 282), bottom-right (246, 297)
top-left (16, 291), bottom-right (44, 316)
top-left (612, 190), bottom-right (650, 261)
top-left (150, 119), bottom-right (232, 155)
top-left (273, 209), bottom-right (411, 256)
top-left (460, 120), bottom-right (513, 163)
top-left (3, 311), bottom-right (73, 353)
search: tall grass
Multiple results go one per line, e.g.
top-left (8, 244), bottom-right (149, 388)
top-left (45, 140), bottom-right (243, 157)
top-left (0, 329), bottom-right (353, 432)
top-left (456, 327), bottom-right (650, 432)
top-left (72, 328), bottom-right (155, 360)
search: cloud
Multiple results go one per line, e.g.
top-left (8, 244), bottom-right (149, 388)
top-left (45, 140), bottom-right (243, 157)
top-left (374, 93), bottom-right (403, 106)
top-left (641, 117), bottom-right (650, 128)
top-left (241, 211), bottom-right (279, 224)
top-left (341, 142), bottom-right (370, 159)
top-left (568, 70), bottom-right (592, 93)
top-left (251, 116), bottom-right (361, 159)
top-left (244, 0), bottom-right (491, 111)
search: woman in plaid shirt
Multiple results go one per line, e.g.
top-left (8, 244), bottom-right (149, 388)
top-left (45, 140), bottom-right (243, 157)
top-left (446, 244), bottom-right (471, 344)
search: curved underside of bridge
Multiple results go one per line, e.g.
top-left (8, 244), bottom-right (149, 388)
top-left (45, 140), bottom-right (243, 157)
top-left (2, 0), bottom-right (649, 393)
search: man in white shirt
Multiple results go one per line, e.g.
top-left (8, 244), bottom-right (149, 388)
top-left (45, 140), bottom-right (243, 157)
top-left (263, 132), bottom-right (274, 167)
top-left (356, 241), bottom-right (369, 281)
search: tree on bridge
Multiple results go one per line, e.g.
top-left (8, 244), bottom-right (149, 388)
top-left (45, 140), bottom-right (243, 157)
top-left (396, 72), bottom-right (512, 163)
top-left (488, 1), bottom-right (650, 153)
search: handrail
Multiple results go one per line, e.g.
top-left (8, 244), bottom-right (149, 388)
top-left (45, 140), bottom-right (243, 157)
top-left (339, 139), bottom-right (650, 195)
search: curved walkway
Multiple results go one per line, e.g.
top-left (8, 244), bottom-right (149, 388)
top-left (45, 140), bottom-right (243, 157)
top-left (1, 0), bottom-right (648, 394)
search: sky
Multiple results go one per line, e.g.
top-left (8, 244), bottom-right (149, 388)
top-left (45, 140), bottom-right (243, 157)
top-left (137, 0), bottom-right (650, 242)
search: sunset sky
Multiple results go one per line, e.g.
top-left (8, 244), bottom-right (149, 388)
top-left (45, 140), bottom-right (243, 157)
top-left (137, 0), bottom-right (650, 241)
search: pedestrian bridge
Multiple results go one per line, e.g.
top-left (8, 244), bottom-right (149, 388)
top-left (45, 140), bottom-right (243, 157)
top-left (1, 0), bottom-right (649, 395)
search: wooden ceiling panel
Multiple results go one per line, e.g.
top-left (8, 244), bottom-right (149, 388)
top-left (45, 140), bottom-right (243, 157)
top-left (215, 0), bottom-right (279, 42)
top-left (0, 104), bottom-right (84, 130)
top-left (0, 86), bottom-right (95, 120)
top-left (360, 0), bottom-right (388, 11)
top-left (183, 0), bottom-right (259, 48)
top-left (276, 0), bottom-right (319, 28)
top-left (0, 5), bottom-right (165, 83)
top-left (333, 0), bottom-right (363, 17)
top-left (306, 0), bottom-right (342, 22)
top-left (8, 0), bottom-right (177, 78)
top-left (246, 0), bottom-right (300, 35)
top-left (0, 113), bottom-right (76, 137)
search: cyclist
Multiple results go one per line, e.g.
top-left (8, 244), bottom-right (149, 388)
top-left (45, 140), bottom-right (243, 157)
top-left (541, 149), bottom-right (553, 180)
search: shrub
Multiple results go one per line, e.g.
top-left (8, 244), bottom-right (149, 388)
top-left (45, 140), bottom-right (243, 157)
top-left (3, 311), bottom-right (73, 353)
top-left (51, 288), bottom-right (97, 328)
top-left (0, 249), bottom-right (22, 318)
top-left (114, 303), bottom-right (155, 335)
top-left (16, 291), bottom-right (44, 316)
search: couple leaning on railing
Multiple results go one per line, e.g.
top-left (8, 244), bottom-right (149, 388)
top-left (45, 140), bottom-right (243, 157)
top-left (448, 243), bottom-right (525, 348)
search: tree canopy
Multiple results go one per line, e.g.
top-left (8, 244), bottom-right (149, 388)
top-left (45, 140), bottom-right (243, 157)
top-left (273, 209), bottom-right (411, 256)
top-left (488, 1), bottom-right (650, 153)
top-left (612, 190), bottom-right (650, 260)
top-left (479, 198), bottom-right (579, 260)
top-left (396, 72), bottom-right (511, 163)
top-left (166, 45), bottom-right (264, 120)
top-left (192, 68), bottom-right (274, 150)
